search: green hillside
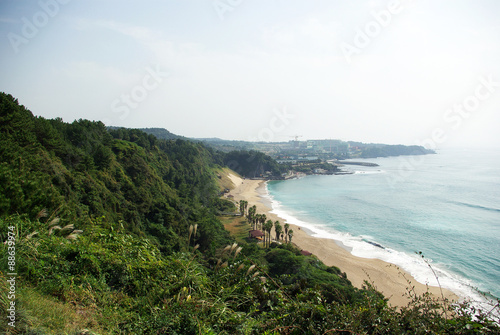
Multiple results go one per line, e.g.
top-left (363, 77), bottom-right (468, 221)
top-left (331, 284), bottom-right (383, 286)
top-left (0, 92), bottom-right (497, 334)
top-left (132, 127), bottom-right (186, 141)
top-left (0, 93), bottom-right (231, 254)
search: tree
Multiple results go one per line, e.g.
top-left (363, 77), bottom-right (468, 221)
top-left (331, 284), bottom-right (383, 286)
top-left (284, 223), bottom-right (290, 243)
top-left (223, 150), bottom-right (284, 178)
top-left (247, 205), bottom-right (256, 228)
top-left (288, 229), bottom-right (294, 244)
top-left (264, 220), bottom-right (274, 248)
top-left (259, 214), bottom-right (266, 231)
top-left (238, 200), bottom-right (248, 217)
top-left (274, 221), bottom-right (282, 241)
top-left (239, 200), bottom-right (245, 216)
top-left (262, 220), bottom-right (268, 247)
top-left (254, 214), bottom-right (261, 230)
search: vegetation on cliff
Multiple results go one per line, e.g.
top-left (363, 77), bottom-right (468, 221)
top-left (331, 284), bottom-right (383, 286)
top-left (354, 144), bottom-right (435, 158)
top-left (0, 92), bottom-right (498, 334)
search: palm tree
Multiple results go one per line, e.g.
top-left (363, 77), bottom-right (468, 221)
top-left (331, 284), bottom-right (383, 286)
top-left (259, 214), bottom-right (267, 231)
top-left (261, 220), bottom-right (268, 246)
top-left (264, 220), bottom-right (274, 247)
top-left (287, 229), bottom-right (294, 244)
top-left (254, 214), bottom-right (261, 230)
top-left (239, 200), bottom-right (248, 216)
top-left (284, 223), bottom-right (290, 243)
top-left (274, 221), bottom-right (282, 241)
top-left (247, 205), bottom-right (256, 228)
top-left (246, 211), bottom-right (253, 226)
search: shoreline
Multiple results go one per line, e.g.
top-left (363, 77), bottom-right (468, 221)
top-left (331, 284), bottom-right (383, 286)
top-left (226, 173), bottom-right (459, 308)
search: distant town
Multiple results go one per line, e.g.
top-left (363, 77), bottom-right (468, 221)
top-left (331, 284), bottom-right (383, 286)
top-left (197, 137), bottom-right (434, 162)
top-left (133, 128), bottom-right (435, 178)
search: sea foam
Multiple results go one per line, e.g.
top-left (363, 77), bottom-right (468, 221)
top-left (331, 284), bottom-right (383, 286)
top-left (263, 181), bottom-right (497, 315)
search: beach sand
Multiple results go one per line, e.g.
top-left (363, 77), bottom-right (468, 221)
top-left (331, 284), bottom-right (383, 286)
top-left (226, 173), bottom-right (459, 308)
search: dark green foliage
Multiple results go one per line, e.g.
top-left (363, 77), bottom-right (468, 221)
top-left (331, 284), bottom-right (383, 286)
top-left (224, 150), bottom-right (284, 178)
top-left (3, 214), bottom-right (497, 334)
top-left (359, 144), bottom-right (435, 158)
top-left (193, 137), bottom-right (255, 153)
top-left (0, 92), bottom-right (230, 254)
top-left (214, 197), bottom-right (237, 212)
top-left (292, 161), bottom-right (339, 174)
top-left (265, 244), bottom-right (361, 304)
top-left (133, 127), bottom-right (186, 141)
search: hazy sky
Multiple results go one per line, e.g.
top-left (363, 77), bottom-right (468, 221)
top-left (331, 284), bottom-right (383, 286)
top-left (1, 0), bottom-right (499, 148)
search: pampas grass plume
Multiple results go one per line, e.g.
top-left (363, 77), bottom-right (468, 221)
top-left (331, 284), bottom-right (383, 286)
top-left (246, 264), bottom-right (256, 276)
top-left (48, 217), bottom-right (60, 227)
top-left (36, 208), bottom-right (48, 220)
top-left (223, 245), bottom-right (231, 254)
top-left (234, 246), bottom-right (242, 258)
top-left (49, 226), bottom-right (61, 235)
top-left (25, 231), bottom-right (38, 240)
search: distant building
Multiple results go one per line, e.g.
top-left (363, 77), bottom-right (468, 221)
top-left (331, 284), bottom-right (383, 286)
top-left (277, 159), bottom-right (297, 164)
top-left (297, 156), bottom-right (318, 162)
top-left (313, 168), bottom-right (328, 174)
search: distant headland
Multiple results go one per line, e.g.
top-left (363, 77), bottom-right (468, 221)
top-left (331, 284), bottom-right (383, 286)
top-left (133, 127), bottom-right (434, 179)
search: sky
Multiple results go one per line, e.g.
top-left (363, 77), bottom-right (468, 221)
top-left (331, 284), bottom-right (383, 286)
top-left (1, 0), bottom-right (499, 148)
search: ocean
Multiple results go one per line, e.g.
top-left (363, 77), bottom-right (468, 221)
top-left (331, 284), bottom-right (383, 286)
top-left (266, 148), bottom-right (500, 308)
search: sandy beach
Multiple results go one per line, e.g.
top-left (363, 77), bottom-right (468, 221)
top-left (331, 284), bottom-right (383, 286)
top-left (226, 173), bottom-right (459, 308)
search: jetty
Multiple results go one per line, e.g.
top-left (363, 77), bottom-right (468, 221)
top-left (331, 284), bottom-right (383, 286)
top-left (333, 160), bottom-right (379, 167)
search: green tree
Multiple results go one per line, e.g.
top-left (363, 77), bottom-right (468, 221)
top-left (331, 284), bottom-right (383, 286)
top-left (239, 200), bottom-right (248, 216)
top-left (284, 223), bottom-right (290, 243)
top-left (259, 213), bottom-right (266, 231)
top-left (247, 205), bottom-right (256, 229)
top-left (264, 220), bottom-right (274, 248)
top-left (274, 221), bottom-right (282, 241)
top-left (288, 229), bottom-right (294, 244)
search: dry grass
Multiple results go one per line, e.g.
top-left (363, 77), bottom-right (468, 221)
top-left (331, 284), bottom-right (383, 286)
top-left (214, 167), bottom-right (239, 192)
top-left (16, 286), bottom-right (103, 334)
top-left (220, 216), bottom-right (250, 243)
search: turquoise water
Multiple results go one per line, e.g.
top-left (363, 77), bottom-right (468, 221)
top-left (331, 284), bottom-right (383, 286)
top-left (267, 148), bottom-right (500, 304)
